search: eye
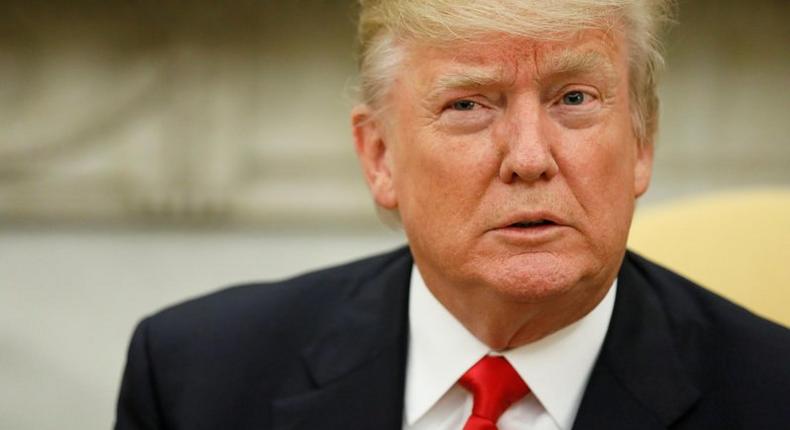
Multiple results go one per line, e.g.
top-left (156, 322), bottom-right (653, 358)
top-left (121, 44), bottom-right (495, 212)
top-left (561, 90), bottom-right (587, 105)
top-left (449, 100), bottom-right (478, 111)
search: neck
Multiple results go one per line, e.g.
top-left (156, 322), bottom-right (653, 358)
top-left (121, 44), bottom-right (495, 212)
top-left (418, 268), bottom-right (615, 350)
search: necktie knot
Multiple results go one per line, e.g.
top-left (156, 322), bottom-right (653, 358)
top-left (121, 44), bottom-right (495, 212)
top-left (459, 355), bottom-right (530, 429)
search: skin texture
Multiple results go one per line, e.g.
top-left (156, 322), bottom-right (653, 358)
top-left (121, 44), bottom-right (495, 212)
top-left (352, 28), bottom-right (653, 350)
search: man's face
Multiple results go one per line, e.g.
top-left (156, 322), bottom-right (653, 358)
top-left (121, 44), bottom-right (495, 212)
top-left (354, 29), bottom-right (653, 303)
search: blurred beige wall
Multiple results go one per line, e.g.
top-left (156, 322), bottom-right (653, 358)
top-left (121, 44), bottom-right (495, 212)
top-left (1, 0), bottom-right (371, 227)
top-left (0, 1), bottom-right (788, 429)
top-left (653, 0), bottom-right (790, 200)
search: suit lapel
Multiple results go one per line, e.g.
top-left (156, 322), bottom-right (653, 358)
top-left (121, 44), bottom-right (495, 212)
top-left (572, 252), bottom-right (700, 429)
top-left (272, 247), bottom-right (413, 430)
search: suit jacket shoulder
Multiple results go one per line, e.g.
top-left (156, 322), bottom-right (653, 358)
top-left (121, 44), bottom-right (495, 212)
top-left (116, 246), bottom-right (413, 430)
top-left (573, 251), bottom-right (790, 429)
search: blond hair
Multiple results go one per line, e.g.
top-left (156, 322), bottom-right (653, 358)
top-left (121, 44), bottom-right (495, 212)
top-left (356, 0), bottom-right (675, 145)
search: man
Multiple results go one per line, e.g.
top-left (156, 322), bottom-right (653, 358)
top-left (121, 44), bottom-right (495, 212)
top-left (116, 1), bottom-right (790, 429)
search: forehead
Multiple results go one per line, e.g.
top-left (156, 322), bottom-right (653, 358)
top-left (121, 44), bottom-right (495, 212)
top-left (398, 29), bottom-right (626, 87)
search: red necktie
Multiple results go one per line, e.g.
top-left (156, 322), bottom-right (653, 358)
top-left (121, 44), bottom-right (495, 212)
top-left (459, 356), bottom-right (530, 430)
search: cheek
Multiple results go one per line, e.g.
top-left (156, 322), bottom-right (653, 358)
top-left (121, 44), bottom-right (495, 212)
top-left (558, 129), bottom-right (638, 226)
top-left (395, 130), bottom-right (497, 209)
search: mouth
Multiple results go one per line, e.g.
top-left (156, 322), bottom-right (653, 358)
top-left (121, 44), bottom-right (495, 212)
top-left (493, 216), bottom-right (565, 243)
top-left (508, 219), bottom-right (557, 228)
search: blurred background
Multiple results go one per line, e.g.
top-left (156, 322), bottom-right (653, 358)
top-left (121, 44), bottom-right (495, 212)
top-left (1, 0), bottom-right (788, 428)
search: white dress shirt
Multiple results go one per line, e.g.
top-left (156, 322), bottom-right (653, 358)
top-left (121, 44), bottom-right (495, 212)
top-left (403, 265), bottom-right (616, 430)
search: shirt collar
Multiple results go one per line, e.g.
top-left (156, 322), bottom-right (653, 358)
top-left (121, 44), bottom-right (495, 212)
top-left (404, 264), bottom-right (616, 429)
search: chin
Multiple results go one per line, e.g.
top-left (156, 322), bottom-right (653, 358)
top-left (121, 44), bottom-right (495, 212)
top-left (482, 252), bottom-right (594, 303)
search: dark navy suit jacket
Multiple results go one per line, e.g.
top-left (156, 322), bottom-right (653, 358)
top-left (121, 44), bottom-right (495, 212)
top-left (115, 247), bottom-right (790, 429)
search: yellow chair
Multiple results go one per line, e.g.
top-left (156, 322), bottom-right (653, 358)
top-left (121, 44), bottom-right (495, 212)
top-left (628, 188), bottom-right (790, 327)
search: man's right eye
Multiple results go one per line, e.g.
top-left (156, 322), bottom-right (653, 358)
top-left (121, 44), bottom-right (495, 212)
top-left (450, 100), bottom-right (477, 111)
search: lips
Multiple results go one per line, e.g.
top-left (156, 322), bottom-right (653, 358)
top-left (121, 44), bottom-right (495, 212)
top-left (497, 212), bottom-right (566, 230)
top-left (509, 219), bottom-right (556, 228)
top-left (490, 213), bottom-right (567, 243)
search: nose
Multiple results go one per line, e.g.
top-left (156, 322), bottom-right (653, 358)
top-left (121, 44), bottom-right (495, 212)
top-left (496, 106), bottom-right (559, 184)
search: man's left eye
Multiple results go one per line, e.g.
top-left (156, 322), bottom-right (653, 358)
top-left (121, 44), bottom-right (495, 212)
top-left (450, 100), bottom-right (477, 111)
top-left (562, 91), bottom-right (587, 105)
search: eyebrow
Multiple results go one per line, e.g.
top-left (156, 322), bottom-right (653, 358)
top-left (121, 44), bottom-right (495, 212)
top-left (424, 49), bottom-right (620, 105)
top-left (433, 67), bottom-right (509, 91)
top-left (540, 49), bottom-right (620, 89)
top-left (425, 67), bottom-right (510, 105)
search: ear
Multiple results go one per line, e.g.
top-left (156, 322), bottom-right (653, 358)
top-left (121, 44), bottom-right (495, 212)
top-left (352, 104), bottom-right (398, 209)
top-left (633, 142), bottom-right (654, 198)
